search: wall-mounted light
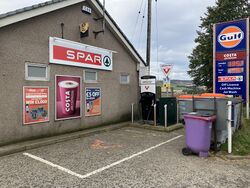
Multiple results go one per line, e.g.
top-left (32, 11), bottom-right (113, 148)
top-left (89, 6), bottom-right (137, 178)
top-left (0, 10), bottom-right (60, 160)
top-left (80, 22), bottom-right (89, 38)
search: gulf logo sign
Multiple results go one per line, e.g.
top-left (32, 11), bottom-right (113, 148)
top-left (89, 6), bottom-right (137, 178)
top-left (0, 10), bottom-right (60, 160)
top-left (218, 26), bottom-right (244, 48)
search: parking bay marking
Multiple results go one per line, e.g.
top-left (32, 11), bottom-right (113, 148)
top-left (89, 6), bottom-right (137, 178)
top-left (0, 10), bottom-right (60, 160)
top-left (23, 135), bottom-right (183, 179)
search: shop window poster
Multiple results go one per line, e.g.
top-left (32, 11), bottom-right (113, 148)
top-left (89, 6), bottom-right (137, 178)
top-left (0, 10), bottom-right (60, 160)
top-left (23, 87), bottom-right (49, 125)
top-left (55, 75), bottom-right (81, 120)
top-left (85, 87), bottom-right (101, 116)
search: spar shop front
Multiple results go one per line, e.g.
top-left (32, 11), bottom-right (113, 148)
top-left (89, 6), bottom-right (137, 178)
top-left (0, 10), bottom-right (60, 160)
top-left (0, 0), bottom-right (145, 145)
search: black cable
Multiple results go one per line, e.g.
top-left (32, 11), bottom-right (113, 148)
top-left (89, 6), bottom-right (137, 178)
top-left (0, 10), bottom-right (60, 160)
top-left (131, 0), bottom-right (145, 42)
top-left (137, 1), bottom-right (147, 53)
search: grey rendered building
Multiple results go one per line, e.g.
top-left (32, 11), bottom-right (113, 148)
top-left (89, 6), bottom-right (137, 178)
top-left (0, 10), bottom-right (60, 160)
top-left (0, 0), bottom-right (145, 145)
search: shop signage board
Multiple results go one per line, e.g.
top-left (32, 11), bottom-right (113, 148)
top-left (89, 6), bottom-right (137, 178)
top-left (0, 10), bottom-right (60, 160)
top-left (85, 87), bottom-right (101, 116)
top-left (141, 78), bottom-right (156, 94)
top-left (55, 75), bottom-right (82, 120)
top-left (23, 87), bottom-right (49, 125)
top-left (213, 18), bottom-right (249, 101)
top-left (49, 37), bottom-right (113, 71)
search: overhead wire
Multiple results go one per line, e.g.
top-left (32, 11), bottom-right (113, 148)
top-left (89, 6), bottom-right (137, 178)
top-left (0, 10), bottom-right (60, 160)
top-left (137, 1), bottom-right (147, 56)
top-left (155, 0), bottom-right (159, 80)
top-left (131, 0), bottom-right (145, 42)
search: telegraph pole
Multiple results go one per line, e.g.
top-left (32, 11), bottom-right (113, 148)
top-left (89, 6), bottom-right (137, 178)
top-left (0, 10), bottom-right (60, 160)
top-left (146, 0), bottom-right (152, 75)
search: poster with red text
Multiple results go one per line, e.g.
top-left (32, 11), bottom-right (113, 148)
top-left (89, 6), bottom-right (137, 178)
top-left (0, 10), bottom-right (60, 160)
top-left (85, 87), bottom-right (101, 116)
top-left (23, 87), bottom-right (49, 125)
top-left (55, 75), bottom-right (81, 120)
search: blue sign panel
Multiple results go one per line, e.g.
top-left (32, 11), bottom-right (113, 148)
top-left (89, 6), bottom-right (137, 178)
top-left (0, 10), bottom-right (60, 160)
top-left (214, 18), bottom-right (248, 101)
top-left (216, 19), bottom-right (247, 52)
top-left (215, 59), bottom-right (246, 100)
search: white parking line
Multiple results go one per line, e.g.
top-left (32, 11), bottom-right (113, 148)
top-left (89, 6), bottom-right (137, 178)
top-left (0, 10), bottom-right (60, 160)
top-left (23, 152), bottom-right (85, 178)
top-left (23, 135), bottom-right (183, 179)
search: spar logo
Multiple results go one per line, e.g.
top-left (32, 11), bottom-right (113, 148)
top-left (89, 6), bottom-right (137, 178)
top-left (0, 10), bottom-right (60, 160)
top-left (103, 56), bottom-right (111, 67)
top-left (218, 26), bottom-right (244, 48)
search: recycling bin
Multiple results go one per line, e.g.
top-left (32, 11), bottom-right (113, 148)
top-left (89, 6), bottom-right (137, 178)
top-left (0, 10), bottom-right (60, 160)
top-left (183, 113), bottom-right (216, 157)
top-left (177, 93), bottom-right (242, 144)
top-left (158, 97), bottom-right (177, 126)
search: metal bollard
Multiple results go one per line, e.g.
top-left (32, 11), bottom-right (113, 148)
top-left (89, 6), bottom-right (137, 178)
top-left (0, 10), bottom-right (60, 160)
top-left (131, 103), bottom-right (134, 124)
top-left (227, 101), bottom-right (232, 154)
top-left (154, 104), bottom-right (157, 126)
top-left (176, 101), bottom-right (179, 124)
top-left (164, 104), bottom-right (167, 128)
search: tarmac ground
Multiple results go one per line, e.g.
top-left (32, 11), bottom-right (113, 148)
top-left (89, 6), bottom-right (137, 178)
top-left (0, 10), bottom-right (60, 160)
top-left (0, 126), bottom-right (249, 188)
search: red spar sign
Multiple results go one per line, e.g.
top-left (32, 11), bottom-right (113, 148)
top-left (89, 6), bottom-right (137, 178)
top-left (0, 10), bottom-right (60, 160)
top-left (49, 37), bottom-right (113, 71)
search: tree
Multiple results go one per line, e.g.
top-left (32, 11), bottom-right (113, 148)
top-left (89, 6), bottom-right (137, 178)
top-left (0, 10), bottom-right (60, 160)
top-left (188, 0), bottom-right (249, 92)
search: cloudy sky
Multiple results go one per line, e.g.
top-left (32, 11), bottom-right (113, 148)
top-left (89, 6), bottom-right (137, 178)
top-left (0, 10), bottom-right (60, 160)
top-left (0, 0), bottom-right (216, 80)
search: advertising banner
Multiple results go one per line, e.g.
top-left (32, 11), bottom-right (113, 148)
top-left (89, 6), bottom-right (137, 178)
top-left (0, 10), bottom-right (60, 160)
top-left (49, 37), bottom-right (113, 71)
top-left (55, 75), bottom-right (81, 120)
top-left (214, 18), bottom-right (249, 101)
top-left (23, 87), bottom-right (49, 125)
top-left (85, 87), bottom-right (101, 116)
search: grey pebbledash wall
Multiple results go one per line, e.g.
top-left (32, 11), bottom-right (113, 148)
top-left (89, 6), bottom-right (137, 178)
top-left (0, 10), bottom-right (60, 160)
top-left (0, 1), bottom-right (140, 145)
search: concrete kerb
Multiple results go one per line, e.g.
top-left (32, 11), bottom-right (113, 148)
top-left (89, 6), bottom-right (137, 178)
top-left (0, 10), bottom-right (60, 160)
top-left (129, 122), bottom-right (184, 132)
top-left (224, 155), bottom-right (250, 160)
top-left (214, 151), bottom-right (250, 160)
top-left (0, 121), bottom-right (129, 157)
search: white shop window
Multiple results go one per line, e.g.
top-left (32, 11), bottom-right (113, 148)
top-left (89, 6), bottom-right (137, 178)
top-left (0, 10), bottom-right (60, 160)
top-left (120, 73), bottom-right (130, 84)
top-left (84, 70), bottom-right (98, 83)
top-left (25, 63), bottom-right (49, 81)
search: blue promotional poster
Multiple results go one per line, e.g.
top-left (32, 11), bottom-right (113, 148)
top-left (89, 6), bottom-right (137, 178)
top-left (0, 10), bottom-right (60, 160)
top-left (214, 18), bottom-right (249, 101)
top-left (85, 87), bottom-right (101, 116)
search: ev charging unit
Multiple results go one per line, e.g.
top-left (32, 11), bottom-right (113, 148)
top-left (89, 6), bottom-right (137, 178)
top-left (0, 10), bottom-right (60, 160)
top-left (140, 75), bottom-right (156, 121)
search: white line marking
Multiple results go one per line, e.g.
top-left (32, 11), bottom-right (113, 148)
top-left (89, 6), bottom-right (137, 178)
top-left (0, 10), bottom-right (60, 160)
top-left (80, 135), bottom-right (183, 178)
top-left (23, 152), bottom-right (85, 179)
top-left (23, 135), bottom-right (183, 179)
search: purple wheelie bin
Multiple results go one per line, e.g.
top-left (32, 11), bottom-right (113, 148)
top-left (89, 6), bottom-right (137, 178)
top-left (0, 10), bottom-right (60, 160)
top-left (183, 113), bottom-right (216, 157)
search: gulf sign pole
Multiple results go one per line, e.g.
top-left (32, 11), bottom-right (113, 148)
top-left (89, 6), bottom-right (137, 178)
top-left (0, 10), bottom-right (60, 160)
top-left (247, 18), bottom-right (249, 119)
top-left (213, 18), bottom-right (249, 119)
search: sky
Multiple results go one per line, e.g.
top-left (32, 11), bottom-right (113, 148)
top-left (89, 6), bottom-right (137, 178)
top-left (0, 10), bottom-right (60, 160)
top-left (0, 0), bottom-right (216, 80)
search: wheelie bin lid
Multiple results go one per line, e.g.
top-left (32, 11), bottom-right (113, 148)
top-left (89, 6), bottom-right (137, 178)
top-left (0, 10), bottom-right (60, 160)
top-left (199, 93), bottom-right (227, 98)
top-left (177, 93), bottom-right (227, 100)
top-left (184, 112), bottom-right (216, 122)
top-left (177, 95), bottom-right (196, 99)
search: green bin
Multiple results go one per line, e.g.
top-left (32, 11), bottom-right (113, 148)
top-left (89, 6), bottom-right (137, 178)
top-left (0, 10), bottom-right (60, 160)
top-left (158, 97), bottom-right (177, 126)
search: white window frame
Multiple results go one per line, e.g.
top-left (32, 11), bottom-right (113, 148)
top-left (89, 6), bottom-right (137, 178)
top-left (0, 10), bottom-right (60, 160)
top-left (25, 62), bottom-right (50, 81)
top-left (120, 73), bottom-right (130, 84)
top-left (84, 70), bottom-right (98, 83)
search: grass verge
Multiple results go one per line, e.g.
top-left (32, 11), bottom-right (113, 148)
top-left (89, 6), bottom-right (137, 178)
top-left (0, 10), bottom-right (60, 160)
top-left (221, 117), bottom-right (250, 156)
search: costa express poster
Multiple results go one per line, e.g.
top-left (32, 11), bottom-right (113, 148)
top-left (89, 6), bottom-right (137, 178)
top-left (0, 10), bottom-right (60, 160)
top-left (23, 87), bottom-right (49, 125)
top-left (55, 75), bottom-right (81, 120)
top-left (85, 87), bottom-right (101, 116)
top-left (214, 18), bottom-right (249, 101)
